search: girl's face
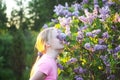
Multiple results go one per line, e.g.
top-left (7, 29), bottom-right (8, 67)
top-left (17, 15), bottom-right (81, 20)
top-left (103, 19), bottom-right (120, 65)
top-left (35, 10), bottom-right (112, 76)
top-left (49, 29), bottom-right (64, 50)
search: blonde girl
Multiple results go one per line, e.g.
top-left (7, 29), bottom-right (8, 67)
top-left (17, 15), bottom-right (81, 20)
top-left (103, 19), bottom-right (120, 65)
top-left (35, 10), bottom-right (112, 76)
top-left (29, 27), bottom-right (65, 80)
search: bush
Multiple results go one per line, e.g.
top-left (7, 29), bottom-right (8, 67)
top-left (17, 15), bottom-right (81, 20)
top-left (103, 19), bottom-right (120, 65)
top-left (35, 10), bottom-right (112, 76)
top-left (45, 0), bottom-right (120, 80)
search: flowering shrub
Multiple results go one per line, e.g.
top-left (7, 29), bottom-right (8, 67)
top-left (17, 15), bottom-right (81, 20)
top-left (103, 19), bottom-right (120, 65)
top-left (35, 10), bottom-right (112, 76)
top-left (44, 0), bottom-right (120, 80)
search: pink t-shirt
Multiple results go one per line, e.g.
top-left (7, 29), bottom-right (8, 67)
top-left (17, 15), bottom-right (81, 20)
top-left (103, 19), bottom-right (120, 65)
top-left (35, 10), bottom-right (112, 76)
top-left (34, 54), bottom-right (58, 80)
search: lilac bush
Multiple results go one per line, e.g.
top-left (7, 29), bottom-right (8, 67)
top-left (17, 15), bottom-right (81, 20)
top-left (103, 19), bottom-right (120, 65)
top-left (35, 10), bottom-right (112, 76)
top-left (44, 0), bottom-right (120, 80)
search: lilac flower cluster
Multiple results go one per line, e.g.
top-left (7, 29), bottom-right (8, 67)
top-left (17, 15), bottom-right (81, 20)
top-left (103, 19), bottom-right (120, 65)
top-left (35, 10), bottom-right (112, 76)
top-left (54, 3), bottom-right (72, 17)
top-left (71, 3), bottom-right (82, 17)
top-left (57, 63), bottom-right (64, 70)
top-left (84, 43), bottom-right (91, 50)
top-left (65, 26), bottom-right (71, 36)
top-left (57, 32), bottom-right (66, 41)
top-left (99, 6), bottom-right (110, 22)
top-left (86, 32), bottom-right (95, 37)
top-left (71, 3), bottom-right (82, 11)
top-left (42, 24), bottom-right (48, 29)
top-left (75, 76), bottom-right (83, 80)
top-left (100, 55), bottom-right (110, 67)
top-left (94, 0), bottom-right (99, 8)
top-left (58, 17), bottom-right (72, 27)
top-left (92, 29), bottom-right (101, 34)
top-left (98, 38), bottom-right (105, 44)
top-left (51, 19), bottom-right (58, 23)
top-left (54, 3), bottom-right (82, 17)
top-left (102, 0), bottom-right (115, 7)
top-left (84, 43), bottom-right (107, 51)
top-left (113, 45), bottom-right (120, 53)
top-left (102, 32), bottom-right (109, 39)
top-left (107, 74), bottom-right (115, 80)
top-left (74, 66), bottom-right (86, 74)
top-left (109, 45), bottom-right (120, 54)
top-left (67, 58), bottom-right (77, 64)
top-left (93, 44), bottom-right (107, 51)
top-left (81, 0), bottom-right (88, 4)
top-left (80, 25), bottom-right (88, 31)
top-left (76, 30), bottom-right (84, 42)
top-left (86, 29), bottom-right (101, 38)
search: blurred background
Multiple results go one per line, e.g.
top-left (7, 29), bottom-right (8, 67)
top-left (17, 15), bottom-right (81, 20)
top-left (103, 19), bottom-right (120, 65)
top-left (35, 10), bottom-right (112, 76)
top-left (0, 0), bottom-right (80, 80)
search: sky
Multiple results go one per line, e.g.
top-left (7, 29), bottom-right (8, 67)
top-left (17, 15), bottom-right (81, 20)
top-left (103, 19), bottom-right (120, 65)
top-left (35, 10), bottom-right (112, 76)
top-left (3, 0), bottom-right (30, 17)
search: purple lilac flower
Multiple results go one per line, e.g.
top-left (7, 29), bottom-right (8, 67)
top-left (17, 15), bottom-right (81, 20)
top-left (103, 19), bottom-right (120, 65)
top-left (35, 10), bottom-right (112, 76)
top-left (99, 6), bottom-right (110, 21)
top-left (51, 19), bottom-right (58, 23)
top-left (42, 24), bottom-right (48, 29)
top-left (84, 43), bottom-right (91, 50)
top-left (92, 29), bottom-right (101, 34)
top-left (76, 30), bottom-right (84, 42)
top-left (114, 45), bottom-right (120, 53)
top-left (72, 10), bottom-right (79, 17)
top-left (54, 3), bottom-right (72, 17)
top-left (86, 32), bottom-right (95, 37)
top-left (57, 32), bottom-right (66, 41)
top-left (100, 55), bottom-right (110, 67)
top-left (102, 32), bottom-right (109, 38)
top-left (65, 26), bottom-right (71, 36)
top-left (82, 0), bottom-right (88, 4)
top-left (98, 39), bottom-right (104, 44)
top-left (106, 66), bottom-right (111, 73)
top-left (54, 4), bottom-right (65, 16)
top-left (102, 0), bottom-right (108, 6)
top-left (75, 75), bottom-right (84, 80)
top-left (79, 67), bottom-right (85, 74)
top-left (74, 66), bottom-right (86, 74)
top-left (94, 0), bottom-right (99, 8)
top-left (112, 53), bottom-right (117, 60)
top-left (57, 63), bottom-right (64, 70)
top-left (67, 58), bottom-right (77, 64)
top-left (100, 55), bottom-right (107, 61)
top-left (107, 0), bottom-right (115, 6)
top-left (111, 26), bottom-right (117, 30)
top-left (74, 68), bottom-right (79, 73)
top-left (72, 3), bottom-right (82, 11)
top-left (84, 9), bottom-right (96, 24)
top-left (78, 16), bottom-right (89, 24)
top-left (93, 44), bottom-right (107, 51)
top-left (102, 0), bottom-right (115, 7)
top-left (107, 74), bottom-right (115, 80)
top-left (58, 17), bottom-right (72, 27)
top-left (63, 10), bottom-right (72, 17)
top-left (80, 25), bottom-right (88, 31)
top-left (76, 77), bottom-right (84, 80)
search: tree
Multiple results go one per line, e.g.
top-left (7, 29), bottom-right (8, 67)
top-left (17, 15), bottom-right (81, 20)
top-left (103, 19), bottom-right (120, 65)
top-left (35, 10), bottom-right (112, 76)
top-left (0, 0), bottom-right (7, 30)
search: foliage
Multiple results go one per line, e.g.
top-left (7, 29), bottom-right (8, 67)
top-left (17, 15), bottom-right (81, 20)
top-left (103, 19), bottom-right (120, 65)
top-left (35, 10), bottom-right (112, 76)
top-left (0, 0), bottom-right (7, 30)
top-left (45, 0), bottom-right (120, 80)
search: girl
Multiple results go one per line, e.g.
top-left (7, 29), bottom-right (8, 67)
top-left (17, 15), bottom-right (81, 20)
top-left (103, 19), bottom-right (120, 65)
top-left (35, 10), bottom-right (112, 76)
top-left (29, 27), bottom-right (66, 80)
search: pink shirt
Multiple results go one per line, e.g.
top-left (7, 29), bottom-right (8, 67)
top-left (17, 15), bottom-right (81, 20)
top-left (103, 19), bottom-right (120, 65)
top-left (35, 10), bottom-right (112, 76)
top-left (34, 54), bottom-right (58, 80)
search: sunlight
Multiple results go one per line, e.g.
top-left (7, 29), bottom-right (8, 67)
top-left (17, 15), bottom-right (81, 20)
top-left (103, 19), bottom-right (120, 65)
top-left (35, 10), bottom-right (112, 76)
top-left (4, 0), bottom-right (31, 17)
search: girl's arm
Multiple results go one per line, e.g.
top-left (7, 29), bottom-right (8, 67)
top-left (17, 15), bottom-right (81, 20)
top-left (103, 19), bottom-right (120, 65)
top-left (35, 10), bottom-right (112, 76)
top-left (29, 71), bottom-right (46, 80)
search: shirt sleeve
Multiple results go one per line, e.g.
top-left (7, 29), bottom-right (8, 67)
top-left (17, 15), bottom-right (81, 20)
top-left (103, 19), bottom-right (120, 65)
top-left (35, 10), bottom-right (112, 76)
top-left (37, 62), bottom-right (52, 76)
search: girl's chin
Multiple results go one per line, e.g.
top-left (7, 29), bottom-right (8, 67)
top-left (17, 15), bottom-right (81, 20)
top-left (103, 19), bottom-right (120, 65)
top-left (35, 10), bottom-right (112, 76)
top-left (57, 48), bottom-right (64, 52)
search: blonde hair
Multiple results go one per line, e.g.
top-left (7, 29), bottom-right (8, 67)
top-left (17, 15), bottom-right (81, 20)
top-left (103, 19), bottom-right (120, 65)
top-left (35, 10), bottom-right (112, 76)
top-left (35, 27), bottom-right (54, 53)
top-left (30, 27), bottom-right (54, 77)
